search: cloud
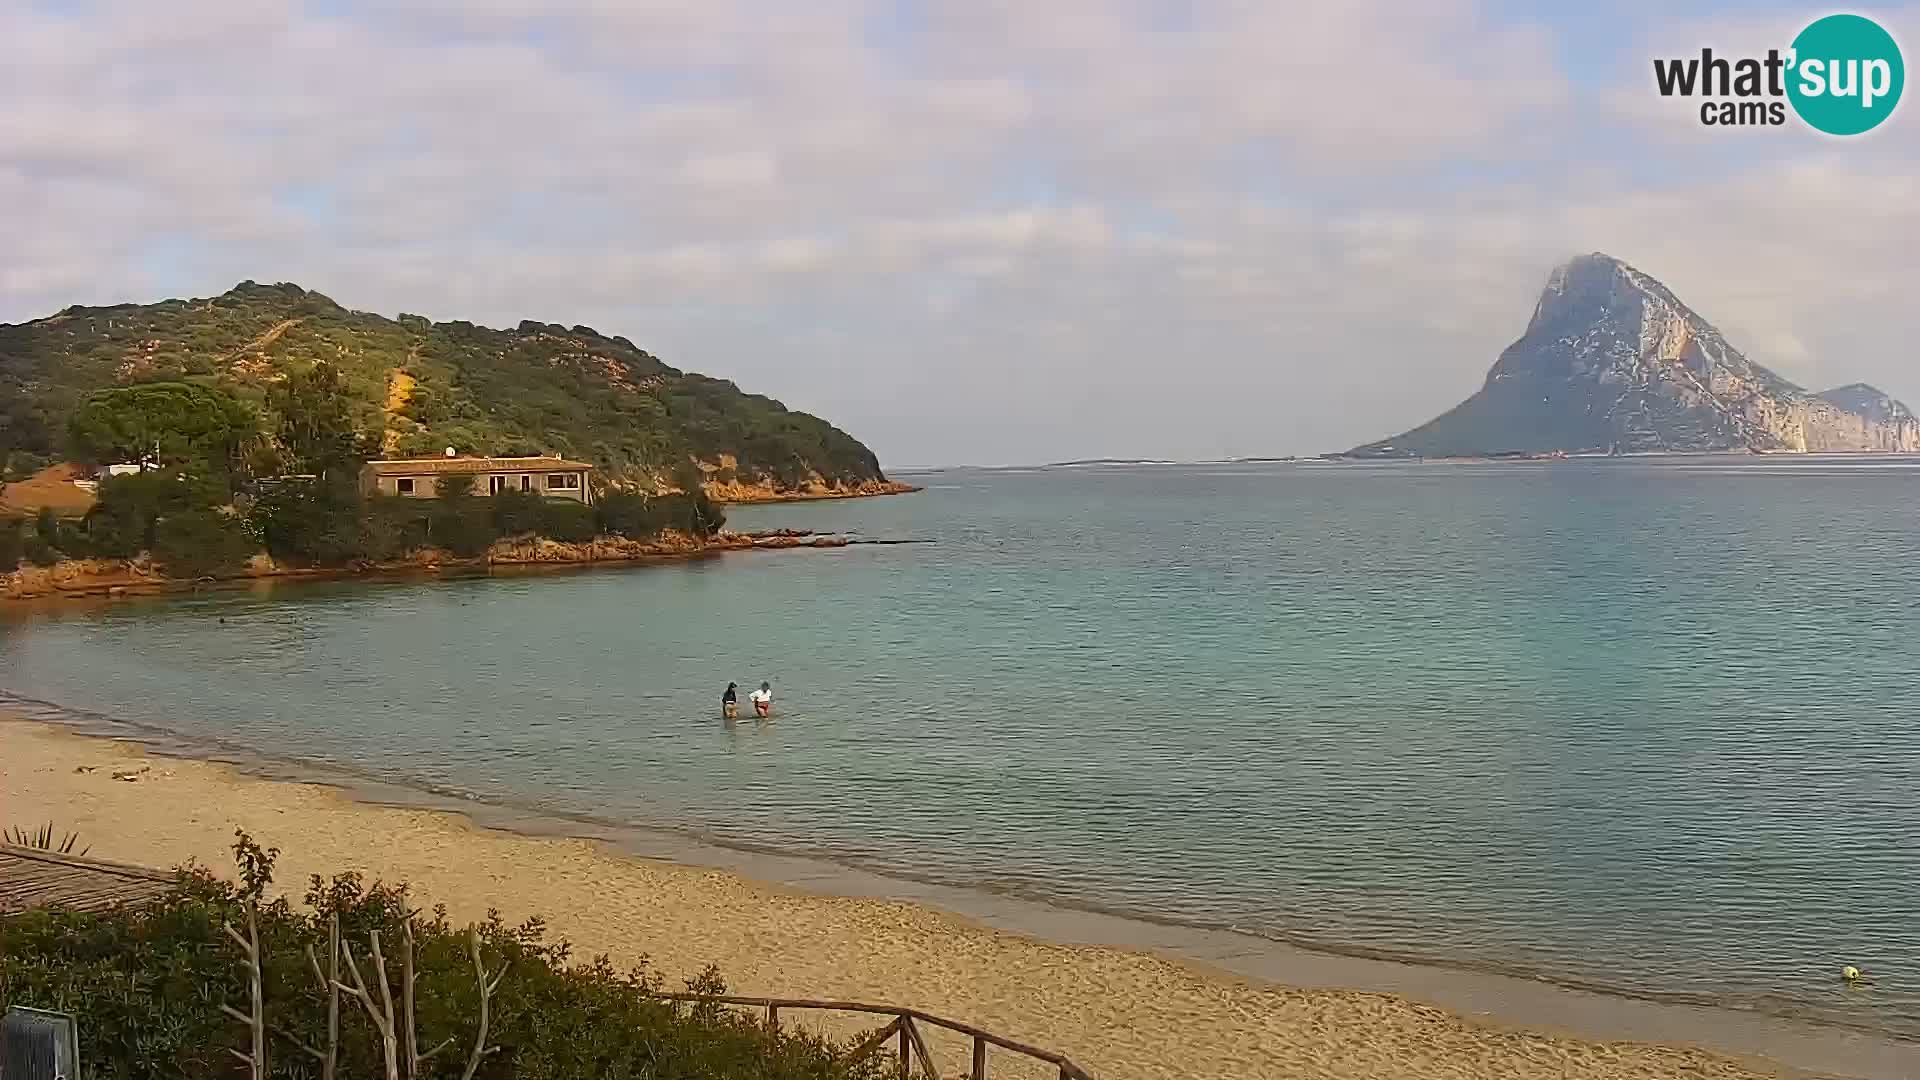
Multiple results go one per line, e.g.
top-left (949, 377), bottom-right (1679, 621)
top-left (0, 0), bottom-right (1915, 465)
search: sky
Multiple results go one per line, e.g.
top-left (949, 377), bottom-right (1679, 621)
top-left (3, 0), bottom-right (1916, 467)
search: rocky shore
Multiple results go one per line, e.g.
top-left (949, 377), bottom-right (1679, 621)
top-left (0, 529), bottom-right (873, 603)
top-left (704, 477), bottom-right (923, 504)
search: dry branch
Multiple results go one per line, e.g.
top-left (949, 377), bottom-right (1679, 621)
top-left (336, 932), bottom-right (401, 1080)
top-left (296, 912), bottom-right (341, 1077)
top-left (401, 917), bottom-right (421, 1079)
top-left (460, 927), bottom-right (503, 1080)
top-left (221, 904), bottom-right (267, 1080)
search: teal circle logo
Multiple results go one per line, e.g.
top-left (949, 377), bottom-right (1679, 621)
top-left (1787, 14), bottom-right (1904, 135)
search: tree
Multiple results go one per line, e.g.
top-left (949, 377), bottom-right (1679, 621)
top-left (489, 489), bottom-right (543, 537)
top-left (24, 508), bottom-right (61, 565)
top-left (0, 517), bottom-right (22, 571)
top-left (534, 500), bottom-right (597, 543)
top-left (84, 469), bottom-right (225, 558)
top-left (251, 477), bottom-right (381, 567)
top-left (428, 474), bottom-right (494, 557)
top-left (153, 510), bottom-right (257, 577)
top-left (66, 382), bottom-right (260, 485)
top-left (270, 363), bottom-right (370, 481)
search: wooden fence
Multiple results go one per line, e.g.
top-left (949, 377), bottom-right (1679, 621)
top-left (649, 993), bottom-right (1094, 1079)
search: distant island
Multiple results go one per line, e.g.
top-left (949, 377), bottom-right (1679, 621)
top-left (0, 281), bottom-right (909, 500)
top-left (1341, 253), bottom-right (1919, 459)
top-left (1041, 458), bottom-right (1180, 468)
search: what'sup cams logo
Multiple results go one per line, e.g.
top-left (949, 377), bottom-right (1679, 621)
top-left (1653, 13), bottom-right (1904, 134)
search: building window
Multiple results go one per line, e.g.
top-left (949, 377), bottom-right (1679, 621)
top-left (547, 473), bottom-right (580, 490)
top-left (396, 478), bottom-right (415, 494)
top-left (520, 475), bottom-right (532, 492)
top-left (489, 475), bottom-right (507, 495)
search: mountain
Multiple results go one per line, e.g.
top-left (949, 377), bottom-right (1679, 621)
top-left (1815, 382), bottom-right (1916, 427)
top-left (0, 282), bottom-right (896, 494)
top-left (1348, 253), bottom-right (1920, 457)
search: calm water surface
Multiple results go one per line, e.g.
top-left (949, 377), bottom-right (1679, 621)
top-left (3, 459), bottom-right (1917, 1036)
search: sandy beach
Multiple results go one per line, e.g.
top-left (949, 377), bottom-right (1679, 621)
top-left (0, 717), bottom-right (1837, 1080)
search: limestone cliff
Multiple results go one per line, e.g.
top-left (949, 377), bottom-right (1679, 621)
top-left (1349, 253), bottom-right (1919, 457)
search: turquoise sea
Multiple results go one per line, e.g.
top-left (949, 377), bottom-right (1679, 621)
top-left (3, 458), bottom-right (1917, 1039)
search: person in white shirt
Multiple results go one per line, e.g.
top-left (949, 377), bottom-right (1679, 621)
top-left (750, 682), bottom-right (772, 718)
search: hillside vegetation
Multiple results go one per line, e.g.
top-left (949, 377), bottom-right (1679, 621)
top-left (0, 282), bottom-right (888, 491)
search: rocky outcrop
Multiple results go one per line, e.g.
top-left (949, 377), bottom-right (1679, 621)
top-left (702, 476), bottom-right (921, 503)
top-left (1349, 253), bottom-right (1919, 457)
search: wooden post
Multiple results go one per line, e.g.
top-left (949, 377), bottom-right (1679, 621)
top-left (898, 1015), bottom-right (912, 1075)
top-left (766, 1003), bottom-right (778, 1029)
top-left (972, 1035), bottom-right (987, 1079)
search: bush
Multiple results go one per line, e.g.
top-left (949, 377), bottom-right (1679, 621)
top-left (362, 495), bottom-right (432, 562)
top-left (594, 490), bottom-right (722, 539)
top-left (594, 490), bottom-right (664, 539)
top-left (24, 509), bottom-right (63, 566)
top-left (153, 510), bottom-right (257, 577)
top-left (536, 499), bottom-right (598, 543)
top-left (251, 479), bottom-right (378, 567)
top-left (490, 488), bottom-right (544, 537)
top-left (0, 516), bottom-right (21, 571)
top-left (0, 836), bottom-right (889, 1080)
top-left (435, 473), bottom-right (477, 501)
top-left (428, 504), bottom-right (496, 558)
top-left (86, 470), bottom-right (215, 558)
top-left (24, 537), bottom-right (60, 566)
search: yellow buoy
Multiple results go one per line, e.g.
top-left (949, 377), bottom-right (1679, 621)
top-left (1842, 966), bottom-right (1866, 983)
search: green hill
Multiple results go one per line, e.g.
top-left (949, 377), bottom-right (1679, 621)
top-left (0, 282), bottom-right (890, 491)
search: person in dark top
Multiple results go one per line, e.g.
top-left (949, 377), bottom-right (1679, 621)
top-left (722, 682), bottom-right (739, 719)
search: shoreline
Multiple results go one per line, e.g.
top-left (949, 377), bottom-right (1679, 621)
top-left (710, 480), bottom-right (924, 505)
top-left (0, 528), bottom-right (896, 604)
top-left (3, 708), bottom-right (1912, 1080)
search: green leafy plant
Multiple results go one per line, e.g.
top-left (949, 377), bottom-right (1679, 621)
top-left (152, 509), bottom-right (257, 577)
top-left (0, 515), bottom-right (22, 570)
top-left (532, 499), bottom-right (597, 543)
top-left (488, 488), bottom-right (545, 538)
top-left (65, 381), bottom-right (260, 489)
top-left (0, 834), bottom-right (894, 1080)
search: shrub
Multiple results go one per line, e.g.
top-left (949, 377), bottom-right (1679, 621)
top-left (0, 516), bottom-right (21, 570)
top-left (428, 503), bottom-right (496, 558)
top-left (490, 488), bottom-right (544, 537)
top-left (535, 499), bottom-right (597, 543)
top-left (153, 510), bottom-right (257, 577)
top-left (434, 473), bottom-right (477, 501)
top-left (24, 520), bottom-right (62, 566)
top-left (594, 490), bottom-right (665, 539)
top-left (361, 495), bottom-right (432, 562)
top-left (251, 478), bottom-right (375, 566)
top-left (85, 470), bottom-right (214, 558)
top-left (594, 491), bottom-right (722, 539)
top-left (0, 836), bottom-right (889, 1080)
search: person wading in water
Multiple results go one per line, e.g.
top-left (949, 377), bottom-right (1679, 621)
top-left (750, 682), bottom-right (772, 718)
top-left (722, 682), bottom-right (739, 720)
